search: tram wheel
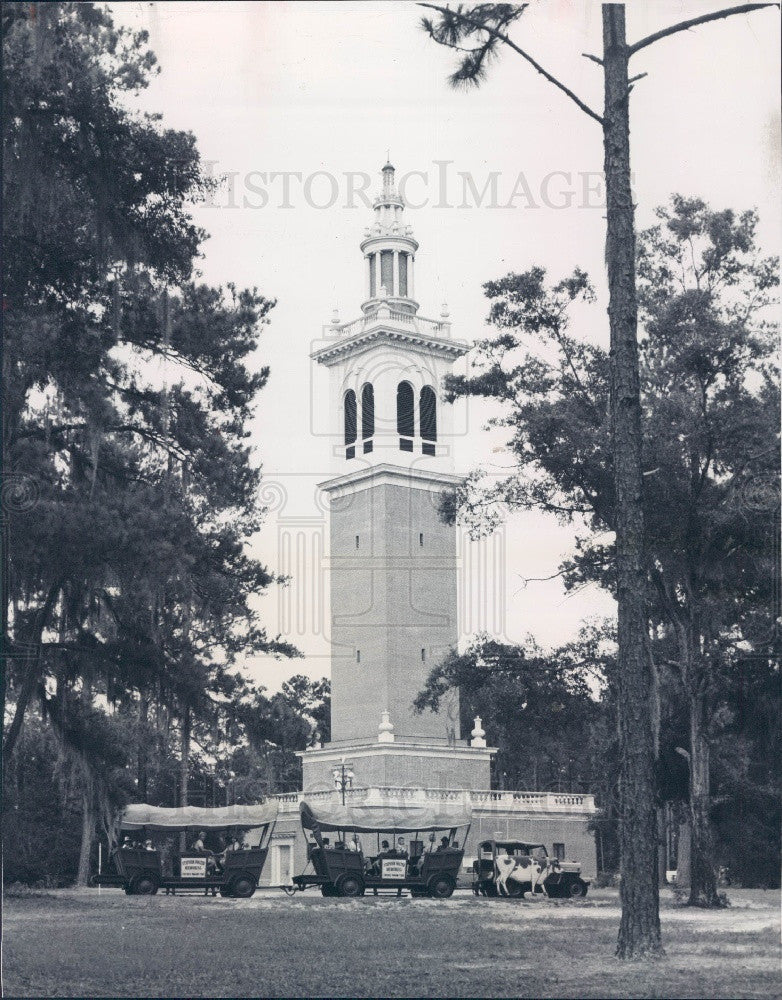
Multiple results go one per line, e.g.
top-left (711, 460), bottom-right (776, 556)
top-left (336, 874), bottom-right (365, 898)
top-left (320, 884), bottom-right (338, 897)
top-left (230, 875), bottom-right (256, 898)
top-left (569, 879), bottom-right (588, 898)
top-left (131, 874), bottom-right (159, 896)
top-left (427, 875), bottom-right (455, 899)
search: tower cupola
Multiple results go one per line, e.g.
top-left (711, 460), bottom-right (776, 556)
top-left (360, 161), bottom-right (419, 315)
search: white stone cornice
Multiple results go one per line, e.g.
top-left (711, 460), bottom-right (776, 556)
top-left (298, 742), bottom-right (496, 763)
top-left (312, 326), bottom-right (468, 367)
top-left (318, 462), bottom-right (465, 498)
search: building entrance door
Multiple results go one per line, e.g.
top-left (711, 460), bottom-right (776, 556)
top-left (273, 842), bottom-right (293, 886)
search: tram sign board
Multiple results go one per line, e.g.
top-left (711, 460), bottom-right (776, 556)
top-left (381, 859), bottom-right (406, 880)
top-left (180, 856), bottom-right (207, 878)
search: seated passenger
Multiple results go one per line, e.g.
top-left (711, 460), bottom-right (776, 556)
top-left (394, 837), bottom-right (408, 858)
top-left (121, 836), bottom-right (133, 849)
top-left (371, 840), bottom-right (392, 874)
top-left (191, 830), bottom-right (208, 852)
top-left (347, 835), bottom-right (361, 853)
top-left (435, 836), bottom-right (450, 852)
top-left (144, 839), bottom-right (155, 851)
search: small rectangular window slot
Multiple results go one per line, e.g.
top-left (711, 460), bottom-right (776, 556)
top-left (356, 650), bottom-right (361, 663)
top-left (421, 648), bottom-right (426, 662)
top-left (346, 445), bottom-right (355, 460)
top-left (419, 533), bottom-right (424, 547)
top-left (363, 439), bottom-right (373, 453)
top-left (399, 438), bottom-right (413, 453)
top-left (422, 441), bottom-right (435, 456)
top-left (355, 535), bottom-right (359, 549)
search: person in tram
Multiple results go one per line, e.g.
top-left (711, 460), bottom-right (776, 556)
top-left (347, 834), bottom-right (361, 852)
top-left (368, 839), bottom-right (392, 875)
top-left (144, 839), bottom-right (155, 851)
top-left (435, 836), bottom-right (450, 852)
top-left (191, 830), bottom-right (208, 852)
top-left (392, 836), bottom-right (408, 859)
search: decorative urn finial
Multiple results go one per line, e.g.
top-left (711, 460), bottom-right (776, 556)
top-left (378, 710), bottom-right (395, 743)
top-left (470, 716), bottom-right (486, 748)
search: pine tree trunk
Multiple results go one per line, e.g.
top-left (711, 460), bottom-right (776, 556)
top-left (76, 774), bottom-right (95, 886)
top-left (602, 3), bottom-right (662, 958)
top-left (138, 694), bottom-right (149, 800)
top-left (179, 707), bottom-right (190, 852)
top-left (688, 691), bottom-right (719, 906)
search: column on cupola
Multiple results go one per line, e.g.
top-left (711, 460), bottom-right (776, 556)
top-left (392, 251), bottom-right (399, 298)
top-left (374, 250), bottom-right (382, 296)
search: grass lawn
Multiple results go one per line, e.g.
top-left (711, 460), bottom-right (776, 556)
top-left (3, 886), bottom-right (779, 998)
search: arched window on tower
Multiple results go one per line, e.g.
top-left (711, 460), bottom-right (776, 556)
top-left (361, 383), bottom-right (374, 454)
top-left (344, 389), bottom-right (357, 460)
top-left (420, 385), bottom-right (437, 456)
top-left (397, 381), bottom-right (414, 452)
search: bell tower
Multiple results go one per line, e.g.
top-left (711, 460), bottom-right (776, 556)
top-left (301, 162), bottom-right (494, 792)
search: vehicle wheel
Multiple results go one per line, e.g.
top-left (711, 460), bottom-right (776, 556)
top-left (219, 887), bottom-right (231, 897)
top-left (230, 875), bottom-right (256, 898)
top-left (483, 882), bottom-right (498, 898)
top-left (320, 884), bottom-right (338, 897)
top-left (336, 874), bottom-right (365, 898)
top-left (427, 875), bottom-right (455, 899)
top-left (505, 880), bottom-right (525, 898)
top-left (124, 885), bottom-right (134, 895)
top-left (131, 875), bottom-right (159, 896)
top-left (569, 879), bottom-right (588, 898)
top-left (410, 887), bottom-right (427, 898)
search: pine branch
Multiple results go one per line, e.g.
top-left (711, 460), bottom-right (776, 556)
top-left (628, 3), bottom-right (778, 57)
top-left (419, 2), bottom-right (603, 125)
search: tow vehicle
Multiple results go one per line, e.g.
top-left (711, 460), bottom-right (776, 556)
top-left (472, 839), bottom-right (590, 898)
top-left (91, 802), bottom-right (277, 897)
top-left (286, 798), bottom-right (471, 899)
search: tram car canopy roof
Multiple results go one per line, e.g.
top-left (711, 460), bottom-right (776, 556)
top-left (299, 799), bottom-right (471, 834)
top-left (120, 801), bottom-right (278, 832)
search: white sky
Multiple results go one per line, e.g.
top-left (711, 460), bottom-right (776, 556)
top-left (111, 1), bottom-right (780, 690)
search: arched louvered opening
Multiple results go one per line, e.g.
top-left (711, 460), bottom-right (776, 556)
top-left (420, 385), bottom-right (437, 456)
top-left (344, 389), bottom-right (357, 460)
top-left (361, 383), bottom-right (374, 454)
top-left (397, 381), bottom-right (414, 452)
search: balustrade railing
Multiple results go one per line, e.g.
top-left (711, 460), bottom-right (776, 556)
top-left (275, 787), bottom-right (594, 812)
top-left (332, 312), bottom-right (452, 342)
